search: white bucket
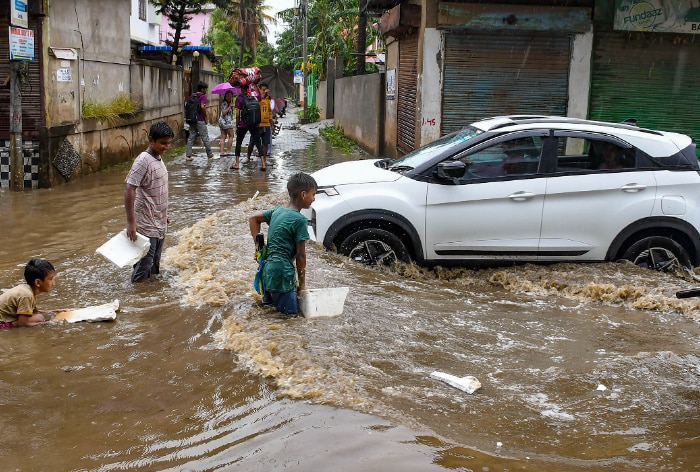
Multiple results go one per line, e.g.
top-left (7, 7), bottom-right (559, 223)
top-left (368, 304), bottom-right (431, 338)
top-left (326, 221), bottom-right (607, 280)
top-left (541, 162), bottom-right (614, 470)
top-left (298, 287), bottom-right (349, 318)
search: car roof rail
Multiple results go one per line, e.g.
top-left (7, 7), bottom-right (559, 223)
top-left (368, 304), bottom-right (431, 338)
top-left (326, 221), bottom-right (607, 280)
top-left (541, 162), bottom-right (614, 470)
top-left (485, 115), bottom-right (663, 136)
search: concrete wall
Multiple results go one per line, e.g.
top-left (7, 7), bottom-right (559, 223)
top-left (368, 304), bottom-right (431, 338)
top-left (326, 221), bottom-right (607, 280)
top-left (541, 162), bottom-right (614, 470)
top-left (45, 0), bottom-right (132, 126)
top-left (383, 39), bottom-right (399, 159)
top-left (568, 28), bottom-right (594, 119)
top-left (33, 0), bottom-right (226, 187)
top-left (334, 73), bottom-right (385, 156)
top-left (41, 60), bottom-right (185, 187)
top-left (317, 81), bottom-right (328, 120)
top-left (419, 28), bottom-right (443, 146)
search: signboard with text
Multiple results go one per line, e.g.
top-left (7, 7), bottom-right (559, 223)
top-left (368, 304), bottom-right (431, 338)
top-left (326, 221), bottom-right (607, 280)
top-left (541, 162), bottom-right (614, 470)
top-left (615, 0), bottom-right (700, 33)
top-left (11, 0), bottom-right (28, 28)
top-left (293, 70), bottom-right (303, 84)
top-left (9, 26), bottom-right (34, 61)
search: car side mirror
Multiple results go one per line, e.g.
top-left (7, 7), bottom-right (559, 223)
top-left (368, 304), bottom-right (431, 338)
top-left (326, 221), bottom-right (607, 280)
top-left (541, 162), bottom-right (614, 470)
top-left (436, 161), bottom-right (467, 180)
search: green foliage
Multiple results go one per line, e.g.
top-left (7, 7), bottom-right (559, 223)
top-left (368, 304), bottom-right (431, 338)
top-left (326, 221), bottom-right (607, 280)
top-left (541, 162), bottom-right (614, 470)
top-left (205, 3), bottom-right (277, 73)
top-left (319, 125), bottom-right (358, 153)
top-left (82, 94), bottom-right (140, 125)
top-left (274, 0), bottom-right (385, 81)
top-left (296, 104), bottom-right (320, 123)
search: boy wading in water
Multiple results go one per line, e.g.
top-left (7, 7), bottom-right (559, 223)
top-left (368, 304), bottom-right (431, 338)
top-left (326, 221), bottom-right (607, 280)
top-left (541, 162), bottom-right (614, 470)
top-left (124, 121), bottom-right (174, 283)
top-left (248, 172), bottom-right (317, 318)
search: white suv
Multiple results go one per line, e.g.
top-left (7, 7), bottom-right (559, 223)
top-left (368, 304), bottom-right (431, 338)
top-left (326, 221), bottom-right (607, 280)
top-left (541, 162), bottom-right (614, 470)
top-left (303, 115), bottom-right (700, 270)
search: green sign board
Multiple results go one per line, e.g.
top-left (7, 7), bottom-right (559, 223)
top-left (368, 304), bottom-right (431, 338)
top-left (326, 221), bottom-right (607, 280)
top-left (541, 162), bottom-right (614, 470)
top-left (615, 0), bottom-right (700, 33)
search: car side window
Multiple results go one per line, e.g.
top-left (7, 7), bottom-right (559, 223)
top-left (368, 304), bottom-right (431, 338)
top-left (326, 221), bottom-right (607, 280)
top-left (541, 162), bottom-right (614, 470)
top-left (555, 136), bottom-right (635, 172)
top-left (457, 136), bottom-right (543, 181)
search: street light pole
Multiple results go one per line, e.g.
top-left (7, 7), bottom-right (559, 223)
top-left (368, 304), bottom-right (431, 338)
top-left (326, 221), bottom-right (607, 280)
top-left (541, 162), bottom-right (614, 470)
top-left (302, 0), bottom-right (308, 123)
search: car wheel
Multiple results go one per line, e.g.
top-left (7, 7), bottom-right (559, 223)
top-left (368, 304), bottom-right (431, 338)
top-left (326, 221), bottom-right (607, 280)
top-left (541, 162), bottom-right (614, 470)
top-left (621, 236), bottom-right (692, 271)
top-left (338, 228), bottom-right (410, 266)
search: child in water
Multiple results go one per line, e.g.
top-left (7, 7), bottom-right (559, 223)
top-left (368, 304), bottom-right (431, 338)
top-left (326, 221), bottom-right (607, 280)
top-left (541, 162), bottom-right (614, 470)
top-left (124, 121), bottom-right (174, 283)
top-left (248, 172), bottom-right (317, 317)
top-left (0, 259), bottom-right (56, 328)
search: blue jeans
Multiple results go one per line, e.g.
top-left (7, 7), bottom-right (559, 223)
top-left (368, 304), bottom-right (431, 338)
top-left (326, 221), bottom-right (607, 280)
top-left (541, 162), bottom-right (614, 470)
top-left (262, 290), bottom-right (299, 316)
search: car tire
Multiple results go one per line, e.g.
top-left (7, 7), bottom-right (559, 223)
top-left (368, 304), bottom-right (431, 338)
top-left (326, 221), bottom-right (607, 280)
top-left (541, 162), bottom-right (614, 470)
top-left (621, 236), bottom-right (692, 271)
top-left (338, 228), bottom-right (411, 266)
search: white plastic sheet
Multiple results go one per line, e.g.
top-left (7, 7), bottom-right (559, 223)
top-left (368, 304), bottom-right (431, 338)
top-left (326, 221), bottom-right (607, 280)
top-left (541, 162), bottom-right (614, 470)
top-left (95, 230), bottom-right (150, 268)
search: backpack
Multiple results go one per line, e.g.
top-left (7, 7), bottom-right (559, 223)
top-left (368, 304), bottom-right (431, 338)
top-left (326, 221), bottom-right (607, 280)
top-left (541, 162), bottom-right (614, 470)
top-left (184, 93), bottom-right (200, 124)
top-left (239, 94), bottom-right (261, 127)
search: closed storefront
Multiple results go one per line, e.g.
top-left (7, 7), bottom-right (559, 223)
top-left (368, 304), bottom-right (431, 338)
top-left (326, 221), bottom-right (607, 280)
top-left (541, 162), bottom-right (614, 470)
top-left (442, 30), bottom-right (572, 135)
top-left (0, 15), bottom-right (43, 141)
top-left (397, 34), bottom-right (419, 154)
top-left (589, 30), bottom-right (700, 155)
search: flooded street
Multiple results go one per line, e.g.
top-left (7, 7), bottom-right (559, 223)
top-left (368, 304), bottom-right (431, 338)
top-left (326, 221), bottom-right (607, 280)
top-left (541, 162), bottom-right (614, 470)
top-left (2, 115), bottom-right (700, 471)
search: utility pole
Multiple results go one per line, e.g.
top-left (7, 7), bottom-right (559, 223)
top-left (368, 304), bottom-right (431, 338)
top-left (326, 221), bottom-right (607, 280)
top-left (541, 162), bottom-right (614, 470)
top-left (301, 0), bottom-right (309, 123)
top-left (357, 0), bottom-right (367, 75)
top-left (10, 61), bottom-right (24, 190)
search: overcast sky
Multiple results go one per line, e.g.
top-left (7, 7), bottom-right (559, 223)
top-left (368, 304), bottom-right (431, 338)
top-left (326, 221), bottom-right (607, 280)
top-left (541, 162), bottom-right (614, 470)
top-left (266, 0), bottom-right (295, 45)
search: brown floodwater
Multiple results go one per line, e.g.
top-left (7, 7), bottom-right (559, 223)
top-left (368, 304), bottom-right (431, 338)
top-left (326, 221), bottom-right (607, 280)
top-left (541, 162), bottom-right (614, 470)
top-left (1, 121), bottom-right (700, 471)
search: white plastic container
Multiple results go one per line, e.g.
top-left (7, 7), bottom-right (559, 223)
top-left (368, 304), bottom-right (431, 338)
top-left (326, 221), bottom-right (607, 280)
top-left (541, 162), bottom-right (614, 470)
top-left (298, 287), bottom-right (349, 318)
top-left (95, 230), bottom-right (151, 268)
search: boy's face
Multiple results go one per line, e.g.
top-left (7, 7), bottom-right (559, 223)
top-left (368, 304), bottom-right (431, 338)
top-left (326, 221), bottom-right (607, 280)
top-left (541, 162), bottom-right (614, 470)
top-left (300, 188), bottom-right (316, 209)
top-left (150, 136), bottom-right (172, 157)
top-left (36, 271), bottom-right (55, 294)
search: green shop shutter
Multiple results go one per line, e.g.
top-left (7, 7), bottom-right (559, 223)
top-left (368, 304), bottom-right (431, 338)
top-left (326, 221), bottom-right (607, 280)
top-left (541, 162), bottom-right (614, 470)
top-left (442, 30), bottom-right (571, 135)
top-left (590, 30), bottom-right (700, 155)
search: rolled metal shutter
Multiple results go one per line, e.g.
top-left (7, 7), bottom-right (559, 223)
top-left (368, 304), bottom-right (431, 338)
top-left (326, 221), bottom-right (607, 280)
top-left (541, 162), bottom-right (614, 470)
top-left (0, 15), bottom-right (44, 140)
top-left (589, 30), bottom-right (700, 155)
top-left (442, 30), bottom-right (571, 135)
top-left (397, 34), bottom-right (418, 154)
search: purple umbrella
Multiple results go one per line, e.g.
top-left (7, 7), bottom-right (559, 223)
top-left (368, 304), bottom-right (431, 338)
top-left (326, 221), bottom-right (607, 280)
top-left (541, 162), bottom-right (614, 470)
top-left (211, 82), bottom-right (241, 95)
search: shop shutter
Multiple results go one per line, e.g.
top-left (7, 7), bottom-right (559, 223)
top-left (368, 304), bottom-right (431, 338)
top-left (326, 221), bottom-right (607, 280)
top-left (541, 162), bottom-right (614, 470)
top-left (0, 15), bottom-right (43, 140)
top-left (589, 30), bottom-right (700, 156)
top-left (442, 31), bottom-right (571, 135)
top-left (397, 34), bottom-right (418, 154)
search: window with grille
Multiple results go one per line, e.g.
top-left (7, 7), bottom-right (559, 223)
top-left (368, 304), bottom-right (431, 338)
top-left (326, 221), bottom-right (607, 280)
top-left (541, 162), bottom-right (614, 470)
top-left (139, 0), bottom-right (147, 21)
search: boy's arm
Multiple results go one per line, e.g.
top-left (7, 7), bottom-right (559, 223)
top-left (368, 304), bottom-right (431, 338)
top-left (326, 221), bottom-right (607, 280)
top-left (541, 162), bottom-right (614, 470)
top-left (249, 213), bottom-right (265, 239)
top-left (15, 313), bottom-right (45, 327)
top-left (295, 241), bottom-right (307, 291)
top-left (124, 183), bottom-right (138, 241)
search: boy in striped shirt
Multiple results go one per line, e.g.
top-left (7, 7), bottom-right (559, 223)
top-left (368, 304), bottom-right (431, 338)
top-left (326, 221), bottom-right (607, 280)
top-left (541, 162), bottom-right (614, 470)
top-left (124, 121), bottom-right (174, 283)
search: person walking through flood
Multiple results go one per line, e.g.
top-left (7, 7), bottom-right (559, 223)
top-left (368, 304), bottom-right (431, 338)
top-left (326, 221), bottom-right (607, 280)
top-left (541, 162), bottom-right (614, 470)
top-left (124, 121), bottom-right (174, 283)
top-left (185, 81), bottom-right (215, 161)
top-left (248, 172), bottom-right (317, 318)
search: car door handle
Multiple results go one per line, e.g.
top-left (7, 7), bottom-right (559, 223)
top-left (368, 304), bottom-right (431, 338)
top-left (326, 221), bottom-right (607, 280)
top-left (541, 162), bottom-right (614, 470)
top-left (508, 191), bottom-right (535, 201)
top-left (620, 183), bottom-right (647, 192)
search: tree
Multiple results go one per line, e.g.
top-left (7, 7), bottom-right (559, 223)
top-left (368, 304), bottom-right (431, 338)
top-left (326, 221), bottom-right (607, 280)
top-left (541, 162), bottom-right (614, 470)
top-left (204, 7), bottom-right (274, 74)
top-left (274, 0), bottom-right (383, 80)
top-left (219, 0), bottom-right (275, 67)
top-left (150, 0), bottom-right (226, 64)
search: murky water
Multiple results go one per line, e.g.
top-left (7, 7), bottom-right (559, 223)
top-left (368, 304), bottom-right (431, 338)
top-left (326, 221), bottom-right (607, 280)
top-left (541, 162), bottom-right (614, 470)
top-left (2, 117), bottom-right (700, 471)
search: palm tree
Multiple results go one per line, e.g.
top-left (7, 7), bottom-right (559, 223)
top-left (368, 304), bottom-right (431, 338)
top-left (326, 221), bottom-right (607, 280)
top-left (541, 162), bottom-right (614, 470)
top-left (222, 0), bottom-right (275, 67)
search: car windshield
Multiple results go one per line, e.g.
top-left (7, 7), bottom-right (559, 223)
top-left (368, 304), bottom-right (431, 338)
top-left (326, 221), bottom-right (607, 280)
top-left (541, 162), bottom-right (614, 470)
top-left (389, 126), bottom-right (482, 170)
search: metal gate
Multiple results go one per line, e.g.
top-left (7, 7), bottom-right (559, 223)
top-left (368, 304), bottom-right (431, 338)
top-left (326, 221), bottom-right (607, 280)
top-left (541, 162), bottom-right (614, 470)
top-left (589, 30), bottom-right (700, 155)
top-left (397, 34), bottom-right (418, 154)
top-left (442, 30), bottom-right (571, 135)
